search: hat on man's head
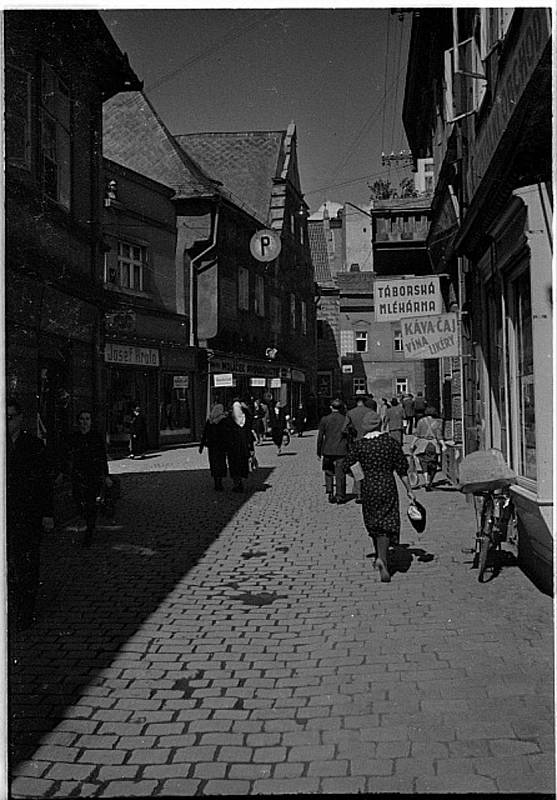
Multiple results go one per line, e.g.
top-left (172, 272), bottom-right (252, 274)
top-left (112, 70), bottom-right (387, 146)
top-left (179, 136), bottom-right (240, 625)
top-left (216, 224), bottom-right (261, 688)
top-left (361, 411), bottom-right (382, 433)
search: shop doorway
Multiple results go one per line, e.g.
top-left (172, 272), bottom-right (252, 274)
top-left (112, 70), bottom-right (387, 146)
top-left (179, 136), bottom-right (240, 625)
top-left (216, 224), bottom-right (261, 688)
top-left (106, 367), bottom-right (157, 451)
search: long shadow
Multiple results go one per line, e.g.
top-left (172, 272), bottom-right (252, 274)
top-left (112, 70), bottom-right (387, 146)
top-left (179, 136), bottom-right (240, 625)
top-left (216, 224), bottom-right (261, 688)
top-left (8, 466), bottom-right (273, 769)
top-left (389, 543), bottom-right (436, 575)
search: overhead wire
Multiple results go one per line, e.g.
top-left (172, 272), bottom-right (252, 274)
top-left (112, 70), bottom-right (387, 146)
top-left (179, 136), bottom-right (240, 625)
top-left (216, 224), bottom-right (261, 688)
top-left (146, 9), bottom-right (281, 93)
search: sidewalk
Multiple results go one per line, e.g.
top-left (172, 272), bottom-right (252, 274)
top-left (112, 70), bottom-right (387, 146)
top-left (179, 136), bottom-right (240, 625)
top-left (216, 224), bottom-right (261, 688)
top-left (9, 432), bottom-right (554, 796)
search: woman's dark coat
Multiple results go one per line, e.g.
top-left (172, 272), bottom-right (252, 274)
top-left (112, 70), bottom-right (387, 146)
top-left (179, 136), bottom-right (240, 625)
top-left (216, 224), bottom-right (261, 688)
top-left (225, 414), bottom-right (254, 479)
top-left (200, 418), bottom-right (228, 478)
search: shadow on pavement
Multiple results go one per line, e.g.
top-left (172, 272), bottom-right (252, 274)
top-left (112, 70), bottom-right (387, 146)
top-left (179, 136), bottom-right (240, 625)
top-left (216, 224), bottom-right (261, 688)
top-left (389, 543), bottom-right (436, 575)
top-left (9, 465), bottom-right (273, 768)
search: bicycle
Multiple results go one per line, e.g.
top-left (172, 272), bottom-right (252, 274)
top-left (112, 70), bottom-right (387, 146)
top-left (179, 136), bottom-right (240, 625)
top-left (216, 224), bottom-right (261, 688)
top-left (463, 481), bottom-right (516, 582)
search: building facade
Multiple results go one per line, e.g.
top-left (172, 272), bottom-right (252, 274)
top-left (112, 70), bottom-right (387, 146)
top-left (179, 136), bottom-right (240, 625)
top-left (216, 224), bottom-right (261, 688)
top-left (5, 11), bottom-right (141, 452)
top-left (403, 7), bottom-right (553, 591)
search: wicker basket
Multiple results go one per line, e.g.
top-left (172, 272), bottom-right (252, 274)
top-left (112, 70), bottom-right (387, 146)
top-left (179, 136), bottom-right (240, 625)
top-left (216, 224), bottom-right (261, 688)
top-left (457, 449), bottom-right (516, 494)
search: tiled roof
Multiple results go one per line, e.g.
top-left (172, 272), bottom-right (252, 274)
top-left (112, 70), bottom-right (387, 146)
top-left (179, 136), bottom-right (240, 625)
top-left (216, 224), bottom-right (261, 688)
top-left (175, 131), bottom-right (286, 224)
top-left (103, 92), bottom-right (216, 198)
top-left (308, 220), bottom-right (335, 286)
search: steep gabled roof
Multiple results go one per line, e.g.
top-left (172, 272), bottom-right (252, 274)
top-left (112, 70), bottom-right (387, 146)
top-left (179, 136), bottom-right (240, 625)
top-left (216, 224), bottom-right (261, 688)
top-left (308, 219), bottom-right (335, 287)
top-left (175, 130), bottom-right (286, 225)
top-left (103, 92), bottom-right (217, 198)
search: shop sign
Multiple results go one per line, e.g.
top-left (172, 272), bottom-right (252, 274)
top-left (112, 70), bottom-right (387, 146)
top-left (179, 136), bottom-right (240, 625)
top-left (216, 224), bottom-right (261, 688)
top-left (401, 313), bottom-right (460, 360)
top-left (104, 343), bottom-right (159, 367)
top-left (269, 378), bottom-right (282, 388)
top-left (213, 373), bottom-right (234, 387)
top-left (342, 365), bottom-right (353, 374)
top-left (374, 277), bottom-right (442, 322)
top-left (291, 369), bottom-right (305, 383)
top-left (104, 310), bottom-right (136, 334)
top-left (250, 377), bottom-right (266, 387)
top-left (467, 8), bottom-right (551, 202)
top-left (173, 375), bottom-right (189, 389)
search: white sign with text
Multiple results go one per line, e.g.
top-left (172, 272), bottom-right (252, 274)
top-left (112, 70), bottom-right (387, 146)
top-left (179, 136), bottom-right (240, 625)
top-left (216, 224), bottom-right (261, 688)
top-left (402, 313), bottom-right (460, 360)
top-left (374, 276), bottom-right (442, 322)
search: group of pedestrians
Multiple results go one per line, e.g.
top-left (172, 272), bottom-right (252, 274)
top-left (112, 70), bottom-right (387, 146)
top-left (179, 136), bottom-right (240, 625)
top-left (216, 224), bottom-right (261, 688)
top-left (316, 394), bottom-right (445, 583)
top-left (7, 398), bottom-right (115, 631)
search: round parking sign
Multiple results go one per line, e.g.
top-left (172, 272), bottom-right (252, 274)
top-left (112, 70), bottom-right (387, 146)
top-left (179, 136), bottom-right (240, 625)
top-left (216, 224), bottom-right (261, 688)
top-left (250, 229), bottom-right (281, 262)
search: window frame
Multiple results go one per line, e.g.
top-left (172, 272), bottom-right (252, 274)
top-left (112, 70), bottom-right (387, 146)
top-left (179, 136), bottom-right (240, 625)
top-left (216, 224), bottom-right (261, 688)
top-left (40, 61), bottom-right (72, 209)
top-left (238, 266), bottom-right (250, 311)
top-left (6, 64), bottom-right (32, 169)
top-left (393, 328), bottom-right (403, 352)
top-left (355, 330), bottom-right (368, 353)
top-left (115, 240), bottom-right (147, 292)
top-left (254, 273), bottom-right (265, 317)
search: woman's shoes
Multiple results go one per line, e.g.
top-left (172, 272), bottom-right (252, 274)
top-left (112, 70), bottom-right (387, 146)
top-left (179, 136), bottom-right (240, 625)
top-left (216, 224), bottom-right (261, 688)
top-left (375, 558), bottom-right (391, 582)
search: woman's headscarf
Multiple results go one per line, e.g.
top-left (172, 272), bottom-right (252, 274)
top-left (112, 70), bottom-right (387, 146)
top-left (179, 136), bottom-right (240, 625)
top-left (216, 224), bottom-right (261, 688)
top-left (209, 403), bottom-right (227, 424)
top-left (231, 401), bottom-right (246, 427)
top-left (361, 411), bottom-right (383, 434)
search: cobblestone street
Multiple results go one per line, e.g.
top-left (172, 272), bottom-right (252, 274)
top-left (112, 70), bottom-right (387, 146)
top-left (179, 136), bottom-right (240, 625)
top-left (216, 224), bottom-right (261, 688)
top-left (9, 432), bottom-right (555, 797)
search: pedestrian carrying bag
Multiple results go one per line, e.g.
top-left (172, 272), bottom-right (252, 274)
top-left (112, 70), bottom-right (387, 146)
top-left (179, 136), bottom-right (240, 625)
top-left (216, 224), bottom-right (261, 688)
top-left (407, 499), bottom-right (427, 534)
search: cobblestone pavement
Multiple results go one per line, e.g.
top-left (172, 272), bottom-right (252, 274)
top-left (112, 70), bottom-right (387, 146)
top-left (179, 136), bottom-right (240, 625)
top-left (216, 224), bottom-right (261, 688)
top-left (9, 433), bottom-right (555, 797)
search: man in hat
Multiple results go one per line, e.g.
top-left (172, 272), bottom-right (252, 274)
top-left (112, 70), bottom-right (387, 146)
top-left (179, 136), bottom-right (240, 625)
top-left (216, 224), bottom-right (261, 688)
top-left (316, 399), bottom-right (349, 504)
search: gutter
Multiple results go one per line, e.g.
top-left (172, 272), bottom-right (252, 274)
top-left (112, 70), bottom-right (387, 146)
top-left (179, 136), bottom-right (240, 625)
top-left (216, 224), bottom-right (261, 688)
top-left (189, 205), bottom-right (220, 347)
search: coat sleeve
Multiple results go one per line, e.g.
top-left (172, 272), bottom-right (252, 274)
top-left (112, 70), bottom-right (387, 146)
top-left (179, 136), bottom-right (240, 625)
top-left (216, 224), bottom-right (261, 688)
top-left (392, 439), bottom-right (409, 477)
top-left (316, 419), bottom-right (326, 456)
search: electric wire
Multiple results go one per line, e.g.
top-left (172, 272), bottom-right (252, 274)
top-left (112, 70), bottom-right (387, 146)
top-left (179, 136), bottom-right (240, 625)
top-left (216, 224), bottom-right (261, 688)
top-left (146, 10), bottom-right (280, 93)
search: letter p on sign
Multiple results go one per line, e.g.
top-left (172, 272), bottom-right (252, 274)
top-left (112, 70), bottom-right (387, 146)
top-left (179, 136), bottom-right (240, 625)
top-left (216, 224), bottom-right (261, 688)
top-left (250, 229), bottom-right (282, 262)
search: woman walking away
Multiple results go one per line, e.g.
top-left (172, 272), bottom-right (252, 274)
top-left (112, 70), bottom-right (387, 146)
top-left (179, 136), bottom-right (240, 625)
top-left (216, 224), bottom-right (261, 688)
top-left (269, 401), bottom-right (287, 455)
top-left (385, 397), bottom-right (404, 445)
top-left (199, 403), bottom-right (229, 491)
top-left (411, 406), bottom-right (446, 491)
top-left (345, 410), bottom-right (415, 582)
top-left (66, 410), bottom-right (112, 547)
top-left (226, 400), bottom-right (255, 493)
top-left (252, 399), bottom-right (266, 445)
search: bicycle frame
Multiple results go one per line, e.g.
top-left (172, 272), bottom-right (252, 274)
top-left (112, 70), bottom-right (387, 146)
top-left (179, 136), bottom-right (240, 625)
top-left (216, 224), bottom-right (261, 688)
top-left (472, 487), bottom-right (515, 581)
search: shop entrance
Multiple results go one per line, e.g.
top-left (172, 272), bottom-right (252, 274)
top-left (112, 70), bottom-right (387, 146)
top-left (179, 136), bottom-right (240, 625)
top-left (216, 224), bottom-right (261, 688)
top-left (106, 367), bottom-right (157, 451)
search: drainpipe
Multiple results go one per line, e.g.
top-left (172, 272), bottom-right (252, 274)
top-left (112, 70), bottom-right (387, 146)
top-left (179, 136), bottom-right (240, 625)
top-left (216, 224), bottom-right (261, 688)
top-left (189, 207), bottom-right (220, 348)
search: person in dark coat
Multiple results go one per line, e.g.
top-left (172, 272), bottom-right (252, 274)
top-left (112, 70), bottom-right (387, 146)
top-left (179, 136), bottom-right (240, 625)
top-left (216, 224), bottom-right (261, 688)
top-left (7, 399), bottom-right (56, 630)
top-left (129, 404), bottom-right (148, 459)
top-left (226, 400), bottom-right (255, 493)
top-left (199, 403), bottom-right (229, 491)
top-left (66, 410), bottom-right (112, 547)
top-left (402, 393), bottom-right (415, 435)
top-left (268, 401), bottom-right (287, 455)
top-left (345, 411), bottom-right (415, 582)
top-left (385, 397), bottom-right (405, 445)
top-left (252, 399), bottom-right (266, 445)
top-left (413, 392), bottom-right (427, 426)
top-left (316, 398), bottom-right (349, 504)
top-left (293, 402), bottom-right (306, 437)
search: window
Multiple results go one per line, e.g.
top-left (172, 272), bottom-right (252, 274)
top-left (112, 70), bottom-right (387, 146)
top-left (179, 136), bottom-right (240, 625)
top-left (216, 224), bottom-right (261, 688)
top-left (511, 270), bottom-right (535, 480)
top-left (255, 274), bottom-right (265, 317)
top-left (290, 294), bottom-right (296, 330)
top-left (394, 329), bottom-right (403, 352)
top-left (444, 38), bottom-right (486, 122)
top-left (480, 8), bottom-right (513, 58)
top-left (41, 62), bottom-right (71, 208)
top-left (116, 241), bottom-right (146, 291)
top-left (270, 296), bottom-right (281, 333)
top-left (353, 378), bottom-right (367, 395)
top-left (238, 267), bottom-right (249, 310)
top-left (300, 300), bottom-right (307, 335)
top-left (396, 378), bottom-right (408, 395)
top-left (340, 329), bottom-right (354, 355)
top-left (6, 65), bottom-right (31, 168)
top-left (355, 331), bottom-right (368, 353)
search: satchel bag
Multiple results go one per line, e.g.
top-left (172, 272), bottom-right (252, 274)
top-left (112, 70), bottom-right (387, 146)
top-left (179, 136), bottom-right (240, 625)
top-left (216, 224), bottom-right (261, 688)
top-left (407, 499), bottom-right (427, 534)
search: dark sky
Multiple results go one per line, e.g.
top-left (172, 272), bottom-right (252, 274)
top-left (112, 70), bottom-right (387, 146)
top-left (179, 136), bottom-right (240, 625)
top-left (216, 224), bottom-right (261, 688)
top-left (101, 6), bottom-right (414, 213)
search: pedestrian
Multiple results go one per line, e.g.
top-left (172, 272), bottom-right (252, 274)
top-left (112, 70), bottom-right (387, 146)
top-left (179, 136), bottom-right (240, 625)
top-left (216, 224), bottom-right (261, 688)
top-left (402, 393), bottom-right (415, 435)
top-left (385, 397), bottom-right (404, 445)
top-left (268, 401), bottom-right (287, 455)
top-left (413, 391), bottom-right (427, 426)
top-left (199, 402), bottom-right (229, 491)
top-left (345, 410), bottom-right (416, 582)
top-left (129, 404), bottom-right (148, 459)
top-left (252, 399), bottom-right (266, 445)
top-left (226, 400), bottom-right (255, 493)
top-left (345, 396), bottom-right (370, 503)
top-left (410, 405), bottom-right (446, 491)
top-left (316, 398), bottom-right (349, 504)
top-left (293, 402), bottom-right (306, 437)
top-left (65, 410), bottom-right (112, 548)
top-left (379, 397), bottom-right (390, 430)
top-left (7, 399), bottom-right (56, 630)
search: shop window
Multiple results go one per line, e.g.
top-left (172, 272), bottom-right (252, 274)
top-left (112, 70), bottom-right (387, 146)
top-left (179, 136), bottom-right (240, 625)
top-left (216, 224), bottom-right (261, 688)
top-left (511, 271), bottom-right (536, 480)
top-left (41, 62), bottom-right (71, 208)
top-left (160, 374), bottom-right (192, 435)
top-left (117, 241), bottom-right (146, 291)
top-left (238, 267), bottom-right (249, 310)
top-left (355, 331), bottom-right (368, 353)
top-left (6, 64), bottom-right (31, 169)
top-left (255, 274), bottom-right (265, 317)
top-left (394, 329), bottom-right (403, 352)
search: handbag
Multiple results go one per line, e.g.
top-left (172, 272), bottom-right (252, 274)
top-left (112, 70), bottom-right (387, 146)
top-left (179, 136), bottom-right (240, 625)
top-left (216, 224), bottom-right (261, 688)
top-left (407, 499), bottom-right (427, 533)
top-left (250, 454), bottom-right (259, 472)
top-left (350, 461), bottom-right (364, 482)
